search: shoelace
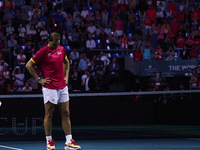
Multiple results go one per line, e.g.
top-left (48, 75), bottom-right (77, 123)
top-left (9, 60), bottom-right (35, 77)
top-left (70, 139), bottom-right (77, 145)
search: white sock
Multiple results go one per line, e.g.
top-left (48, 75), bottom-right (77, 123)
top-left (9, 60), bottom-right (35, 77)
top-left (66, 134), bottom-right (72, 143)
top-left (46, 135), bottom-right (52, 143)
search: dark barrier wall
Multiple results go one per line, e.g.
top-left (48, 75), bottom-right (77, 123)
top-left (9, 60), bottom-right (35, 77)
top-left (0, 93), bottom-right (200, 141)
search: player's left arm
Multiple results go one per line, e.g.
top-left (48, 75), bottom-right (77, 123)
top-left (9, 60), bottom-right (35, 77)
top-left (64, 55), bottom-right (70, 84)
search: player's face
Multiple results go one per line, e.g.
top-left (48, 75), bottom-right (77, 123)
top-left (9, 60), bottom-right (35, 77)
top-left (49, 40), bottom-right (60, 49)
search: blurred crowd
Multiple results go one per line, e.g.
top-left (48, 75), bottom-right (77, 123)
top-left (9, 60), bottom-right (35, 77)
top-left (0, 0), bottom-right (200, 93)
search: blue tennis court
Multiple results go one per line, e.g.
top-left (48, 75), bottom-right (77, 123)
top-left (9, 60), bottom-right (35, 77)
top-left (0, 138), bottom-right (200, 150)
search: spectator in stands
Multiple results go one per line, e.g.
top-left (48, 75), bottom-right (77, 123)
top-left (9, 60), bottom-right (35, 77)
top-left (108, 28), bottom-right (118, 49)
top-left (12, 67), bottom-right (25, 86)
top-left (86, 35), bottom-right (96, 50)
top-left (79, 37), bottom-right (86, 52)
top-left (8, 34), bottom-right (17, 68)
top-left (120, 33), bottom-right (128, 50)
top-left (93, 0), bottom-right (101, 13)
top-left (2, 17), bottom-right (8, 32)
top-left (70, 28), bottom-right (79, 49)
top-left (100, 51), bottom-right (110, 71)
top-left (164, 36), bottom-right (173, 54)
top-left (194, 36), bottom-right (200, 48)
top-left (179, 1), bottom-right (186, 12)
top-left (56, 10), bottom-right (64, 24)
top-left (119, 5), bottom-right (127, 33)
top-left (2, 65), bottom-right (10, 89)
top-left (2, 35), bottom-right (9, 63)
top-left (101, 10), bottom-right (108, 27)
top-left (166, 46), bottom-right (175, 61)
top-left (94, 54), bottom-right (104, 76)
top-left (60, 30), bottom-right (67, 46)
top-left (167, 0), bottom-right (176, 12)
top-left (99, 28), bottom-right (108, 49)
top-left (171, 17), bottom-right (180, 36)
top-left (156, 7), bottom-right (164, 24)
top-left (4, 10), bottom-right (13, 23)
top-left (22, 81), bottom-right (32, 92)
top-left (133, 47), bottom-right (143, 61)
top-left (32, 11), bottom-right (39, 23)
top-left (146, 5), bottom-right (156, 20)
top-left (111, 12), bottom-right (117, 28)
top-left (151, 21), bottom-right (158, 50)
top-left (28, 7), bottom-right (34, 21)
top-left (177, 25), bottom-right (186, 38)
top-left (162, 19), bottom-right (170, 35)
top-left (37, 17), bottom-right (45, 32)
top-left (73, 8), bottom-right (80, 19)
top-left (155, 44), bottom-right (164, 60)
top-left (109, 57), bottom-right (119, 84)
top-left (176, 10), bottom-right (184, 25)
top-left (87, 22), bottom-right (96, 39)
top-left (114, 16), bottom-right (124, 37)
top-left (166, 27), bottom-right (175, 45)
top-left (133, 24), bottom-right (142, 37)
top-left (157, 24), bottom-right (165, 48)
top-left (6, 23), bottom-right (14, 36)
top-left (25, 41), bottom-right (33, 59)
top-left (86, 10), bottom-right (94, 24)
top-left (186, 34), bottom-right (194, 49)
top-left (10, 81), bottom-right (22, 92)
top-left (128, 9), bottom-right (136, 34)
top-left (112, 2), bottom-right (119, 14)
top-left (180, 45), bottom-right (190, 60)
top-left (182, 9), bottom-right (191, 31)
top-left (79, 53), bottom-right (90, 74)
top-left (105, 24), bottom-right (111, 35)
top-left (70, 70), bottom-right (81, 92)
top-left (191, 25), bottom-right (200, 38)
top-left (128, 36), bottom-right (134, 49)
top-left (40, 26), bottom-right (48, 41)
top-left (85, 70), bottom-right (96, 92)
top-left (74, 13), bottom-right (82, 27)
top-left (142, 43), bottom-right (152, 60)
top-left (176, 31), bottom-right (185, 49)
top-left (17, 48), bottom-right (26, 71)
top-left (19, 9), bottom-right (28, 26)
top-left (192, 8), bottom-right (199, 25)
top-left (66, 14), bottom-right (73, 33)
top-left (88, 60), bottom-right (96, 77)
top-left (79, 21), bottom-right (87, 40)
top-left (189, 45), bottom-right (198, 59)
top-left (144, 15), bottom-right (152, 43)
top-left (101, 0), bottom-right (109, 12)
top-left (70, 48), bottom-right (79, 61)
top-left (95, 23), bottom-right (102, 39)
top-left (81, 6), bottom-right (88, 20)
top-left (189, 69), bottom-right (199, 88)
top-left (133, 35), bottom-right (142, 49)
top-left (28, 25), bottom-right (37, 40)
top-left (0, 25), bottom-right (4, 41)
top-left (18, 23), bottom-right (26, 40)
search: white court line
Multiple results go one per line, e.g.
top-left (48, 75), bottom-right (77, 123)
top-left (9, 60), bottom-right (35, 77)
top-left (0, 145), bottom-right (23, 150)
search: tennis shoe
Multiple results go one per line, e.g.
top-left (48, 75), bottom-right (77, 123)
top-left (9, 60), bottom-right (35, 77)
top-left (47, 139), bottom-right (56, 150)
top-left (65, 139), bottom-right (81, 150)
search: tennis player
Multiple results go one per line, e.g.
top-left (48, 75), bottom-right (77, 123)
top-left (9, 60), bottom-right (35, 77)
top-left (26, 32), bottom-right (81, 150)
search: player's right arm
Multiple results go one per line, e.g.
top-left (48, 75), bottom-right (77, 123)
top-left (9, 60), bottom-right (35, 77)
top-left (26, 59), bottom-right (50, 86)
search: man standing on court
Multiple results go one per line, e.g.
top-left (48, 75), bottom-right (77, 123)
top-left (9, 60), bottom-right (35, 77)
top-left (26, 32), bottom-right (81, 150)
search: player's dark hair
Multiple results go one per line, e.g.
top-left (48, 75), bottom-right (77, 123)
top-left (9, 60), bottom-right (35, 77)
top-left (49, 32), bottom-right (61, 42)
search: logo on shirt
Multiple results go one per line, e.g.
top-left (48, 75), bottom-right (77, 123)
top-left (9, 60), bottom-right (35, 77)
top-left (47, 53), bottom-right (52, 59)
top-left (57, 51), bottom-right (62, 55)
